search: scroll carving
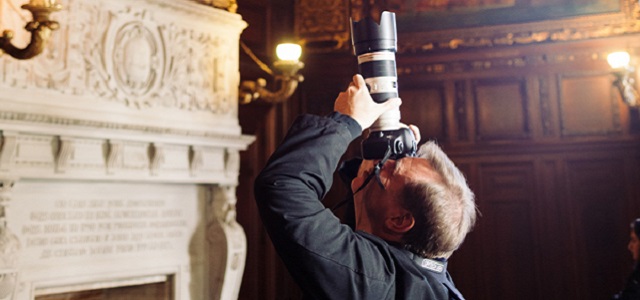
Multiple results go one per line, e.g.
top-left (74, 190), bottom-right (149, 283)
top-left (106, 140), bottom-right (149, 174)
top-left (0, 133), bottom-right (18, 173)
top-left (54, 137), bottom-right (75, 174)
top-left (207, 185), bottom-right (246, 300)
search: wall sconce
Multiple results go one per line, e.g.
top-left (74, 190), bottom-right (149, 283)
top-left (0, 0), bottom-right (62, 60)
top-left (239, 42), bottom-right (304, 104)
top-left (607, 51), bottom-right (640, 107)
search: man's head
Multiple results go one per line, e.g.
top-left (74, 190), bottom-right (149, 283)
top-left (351, 141), bottom-right (477, 259)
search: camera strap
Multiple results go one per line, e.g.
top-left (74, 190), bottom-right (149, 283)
top-left (331, 145), bottom-right (393, 212)
top-left (353, 145), bottom-right (392, 194)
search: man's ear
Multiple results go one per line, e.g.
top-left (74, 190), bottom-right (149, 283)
top-left (385, 211), bottom-right (415, 233)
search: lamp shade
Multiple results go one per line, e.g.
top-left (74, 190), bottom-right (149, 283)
top-left (607, 51), bottom-right (631, 69)
top-left (276, 43), bottom-right (302, 61)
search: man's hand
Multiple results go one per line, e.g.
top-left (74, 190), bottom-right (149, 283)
top-left (334, 74), bottom-right (402, 130)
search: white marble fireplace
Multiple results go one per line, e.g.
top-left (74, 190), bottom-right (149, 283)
top-left (0, 0), bottom-right (252, 299)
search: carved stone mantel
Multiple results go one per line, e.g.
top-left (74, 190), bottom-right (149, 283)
top-left (0, 0), bottom-right (252, 299)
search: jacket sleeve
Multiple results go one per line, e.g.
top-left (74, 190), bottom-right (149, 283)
top-left (254, 112), bottom-right (396, 298)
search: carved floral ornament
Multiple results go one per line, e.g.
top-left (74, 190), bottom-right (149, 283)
top-left (0, 0), bottom-right (240, 115)
top-left (82, 3), bottom-right (237, 113)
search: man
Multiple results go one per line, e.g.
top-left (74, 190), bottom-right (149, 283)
top-left (613, 218), bottom-right (640, 300)
top-left (254, 74), bottom-right (477, 299)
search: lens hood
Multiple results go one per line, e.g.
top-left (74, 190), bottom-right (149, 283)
top-left (350, 11), bottom-right (397, 56)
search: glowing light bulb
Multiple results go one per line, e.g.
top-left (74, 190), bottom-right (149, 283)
top-left (607, 51), bottom-right (631, 69)
top-left (276, 43), bottom-right (302, 62)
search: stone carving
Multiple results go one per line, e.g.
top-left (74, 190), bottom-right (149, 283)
top-left (207, 185), bottom-right (245, 300)
top-left (0, 178), bottom-right (19, 300)
top-left (0, 0), bottom-right (242, 115)
top-left (0, 133), bottom-right (17, 173)
top-left (0, 1), bottom-right (253, 299)
top-left (106, 140), bottom-right (150, 175)
top-left (0, 223), bottom-right (19, 300)
top-left (190, 146), bottom-right (226, 178)
top-left (149, 143), bottom-right (190, 177)
top-left (111, 21), bottom-right (163, 102)
top-left (0, 180), bottom-right (15, 205)
top-left (81, 1), bottom-right (238, 113)
top-left (224, 150), bottom-right (240, 178)
top-left (149, 143), bottom-right (165, 176)
top-left (54, 137), bottom-right (74, 174)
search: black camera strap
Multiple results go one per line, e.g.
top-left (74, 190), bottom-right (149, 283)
top-left (331, 145), bottom-right (392, 212)
top-left (354, 145), bottom-right (392, 194)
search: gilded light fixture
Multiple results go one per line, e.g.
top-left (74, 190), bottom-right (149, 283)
top-left (0, 0), bottom-right (62, 60)
top-left (239, 42), bottom-right (304, 104)
top-left (607, 51), bottom-right (639, 107)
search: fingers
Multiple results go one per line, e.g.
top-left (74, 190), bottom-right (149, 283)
top-left (353, 74), bottom-right (366, 89)
top-left (408, 124), bottom-right (421, 143)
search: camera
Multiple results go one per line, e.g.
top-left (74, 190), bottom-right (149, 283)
top-left (350, 11), bottom-right (416, 160)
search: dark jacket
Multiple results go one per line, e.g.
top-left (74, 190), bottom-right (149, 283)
top-left (254, 112), bottom-right (465, 299)
top-left (613, 265), bottom-right (640, 300)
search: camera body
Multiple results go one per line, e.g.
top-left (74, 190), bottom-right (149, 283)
top-left (350, 11), bottom-right (416, 160)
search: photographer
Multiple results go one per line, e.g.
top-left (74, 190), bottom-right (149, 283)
top-left (254, 74), bottom-right (477, 299)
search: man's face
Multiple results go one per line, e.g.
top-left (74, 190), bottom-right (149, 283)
top-left (350, 158), bottom-right (442, 238)
top-left (350, 160), bottom-right (403, 235)
top-left (629, 230), bottom-right (639, 262)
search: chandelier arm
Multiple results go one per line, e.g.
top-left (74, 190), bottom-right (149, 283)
top-left (0, 4), bottom-right (61, 60)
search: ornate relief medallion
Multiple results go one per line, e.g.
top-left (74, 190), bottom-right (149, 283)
top-left (111, 22), bottom-right (162, 99)
top-left (105, 18), bottom-right (165, 107)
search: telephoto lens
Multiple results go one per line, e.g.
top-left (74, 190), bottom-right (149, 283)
top-left (351, 11), bottom-right (417, 160)
top-left (350, 11), bottom-right (398, 104)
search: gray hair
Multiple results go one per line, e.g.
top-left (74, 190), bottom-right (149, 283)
top-left (401, 141), bottom-right (477, 259)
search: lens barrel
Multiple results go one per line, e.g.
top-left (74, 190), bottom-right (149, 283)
top-left (350, 11), bottom-right (398, 103)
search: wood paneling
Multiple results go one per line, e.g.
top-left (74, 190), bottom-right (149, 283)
top-left (566, 158), bottom-right (631, 299)
top-left (400, 86), bottom-right (447, 141)
top-left (559, 73), bottom-right (622, 136)
top-left (477, 162), bottom-right (537, 299)
top-left (238, 1), bottom-right (640, 299)
top-left (473, 78), bottom-right (531, 140)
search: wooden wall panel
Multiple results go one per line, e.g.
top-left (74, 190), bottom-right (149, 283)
top-left (477, 162), bottom-right (537, 299)
top-left (565, 158), bottom-right (631, 299)
top-left (534, 159), bottom-right (575, 298)
top-left (400, 87), bottom-right (447, 141)
top-left (559, 74), bottom-right (622, 136)
top-left (474, 79), bottom-right (531, 141)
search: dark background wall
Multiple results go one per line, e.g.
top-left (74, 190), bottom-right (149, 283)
top-left (236, 0), bottom-right (640, 299)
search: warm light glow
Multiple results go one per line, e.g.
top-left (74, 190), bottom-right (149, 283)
top-left (607, 51), bottom-right (631, 69)
top-left (276, 43), bottom-right (302, 61)
top-left (29, 0), bottom-right (57, 7)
